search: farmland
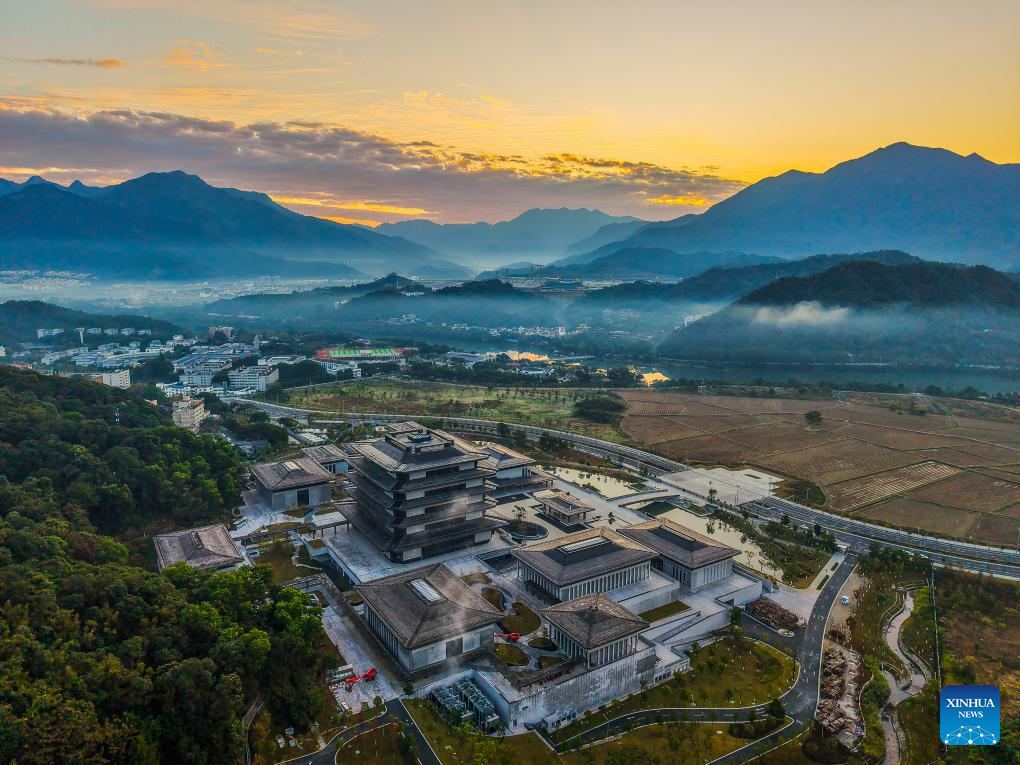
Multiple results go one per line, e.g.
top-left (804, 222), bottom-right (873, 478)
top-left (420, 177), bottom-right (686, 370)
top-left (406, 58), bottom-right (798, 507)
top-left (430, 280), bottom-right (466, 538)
top-left (275, 379), bottom-right (628, 442)
top-left (619, 389), bottom-right (1020, 544)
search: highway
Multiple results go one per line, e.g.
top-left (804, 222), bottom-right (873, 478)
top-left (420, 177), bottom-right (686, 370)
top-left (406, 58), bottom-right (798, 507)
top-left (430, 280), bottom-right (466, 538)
top-left (236, 399), bottom-right (1020, 576)
top-left (548, 554), bottom-right (858, 759)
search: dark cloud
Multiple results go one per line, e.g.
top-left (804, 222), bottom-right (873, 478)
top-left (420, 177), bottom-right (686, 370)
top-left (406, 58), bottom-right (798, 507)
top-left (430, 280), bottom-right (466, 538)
top-left (0, 103), bottom-right (746, 222)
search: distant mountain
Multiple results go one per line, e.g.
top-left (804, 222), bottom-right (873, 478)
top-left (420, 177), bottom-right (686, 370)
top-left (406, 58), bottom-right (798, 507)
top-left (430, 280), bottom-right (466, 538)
top-left (659, 260), bottom-right (1020, 366)
top-left (0, 300), bottom-right (179, 343)
top-left (0, 171), bottom-right (463, 279)
top-left (559, 219), bottom-right (652, 262)
top-left (201, 273), bottom-right (420, 324)
top-left (580, 250), bottom-right (919, 307)
top-left (378, 208), bottom-right (643, 265)
top-left (584, 144), bottom-right (1020, 270)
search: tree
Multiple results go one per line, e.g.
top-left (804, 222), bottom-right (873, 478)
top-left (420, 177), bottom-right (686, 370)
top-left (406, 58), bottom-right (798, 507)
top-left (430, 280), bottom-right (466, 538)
top-left (805, 410), bottom-right (823, 424)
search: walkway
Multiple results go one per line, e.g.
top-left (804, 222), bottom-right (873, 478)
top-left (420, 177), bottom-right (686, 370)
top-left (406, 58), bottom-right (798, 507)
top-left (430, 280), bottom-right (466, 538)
top-left (878, 589), bottom-right (929, 765)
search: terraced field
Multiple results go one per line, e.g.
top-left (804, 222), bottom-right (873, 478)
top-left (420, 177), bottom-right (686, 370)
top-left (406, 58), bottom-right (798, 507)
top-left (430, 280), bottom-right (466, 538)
top-left (617, 389), bottom-right (1020, 543)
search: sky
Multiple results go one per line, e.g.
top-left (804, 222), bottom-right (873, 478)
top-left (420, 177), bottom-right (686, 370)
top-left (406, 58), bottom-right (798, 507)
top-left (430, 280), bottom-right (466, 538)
top-left (1, 0), bottom-right (1018, 225)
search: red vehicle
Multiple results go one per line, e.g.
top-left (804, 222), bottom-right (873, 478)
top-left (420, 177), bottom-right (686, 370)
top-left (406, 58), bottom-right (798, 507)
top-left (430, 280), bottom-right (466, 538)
top-left (494, 632), bottom-right (521, 642)
top-left (343, 666), bottom-right (378, 689)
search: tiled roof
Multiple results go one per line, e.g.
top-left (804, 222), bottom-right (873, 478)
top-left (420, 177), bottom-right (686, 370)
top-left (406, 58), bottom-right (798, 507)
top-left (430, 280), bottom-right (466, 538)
top-left (511, 527), bottom-right (655, 586)
top-left (301, 443), bottom-right (348, 465)
top-left (542, 593), bottom-right (647, 650)
top-left (154, 524), bottom-right (244, 571)
top-left (618, 518), bottom-right (738, 569)
top-left (356, 563), bottom-right (501, 649)
top-left (479, 442), bottom-right (534, 471)
top-left (252, 457), bottom-right (333, 491)
top-left (533, 488), bottom-right (593, 516)
top-left (346, 425), bottom-right (487, 473)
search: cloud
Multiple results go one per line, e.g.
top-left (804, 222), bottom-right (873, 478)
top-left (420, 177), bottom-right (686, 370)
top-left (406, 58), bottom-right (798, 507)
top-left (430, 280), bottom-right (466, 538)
top-left (752, 302), bottom-right (851, 327)
top-left (0, 102), bottom-right (746, 223)
top-left (644, 194), bottom-right (712, 207)
top-left (165, 41), bottom-right (230, 70)
top-left (9, 57), bottom-right (124, 68)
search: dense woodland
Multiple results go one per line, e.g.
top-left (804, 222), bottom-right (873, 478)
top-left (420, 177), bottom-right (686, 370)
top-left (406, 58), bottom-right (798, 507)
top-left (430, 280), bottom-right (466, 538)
top-left (0, 368), bottom-right (330, 764)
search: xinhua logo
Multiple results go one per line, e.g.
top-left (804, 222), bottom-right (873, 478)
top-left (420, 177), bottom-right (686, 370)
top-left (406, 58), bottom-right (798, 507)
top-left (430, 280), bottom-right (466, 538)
top-left (940, 685), bottom-right (999, 745)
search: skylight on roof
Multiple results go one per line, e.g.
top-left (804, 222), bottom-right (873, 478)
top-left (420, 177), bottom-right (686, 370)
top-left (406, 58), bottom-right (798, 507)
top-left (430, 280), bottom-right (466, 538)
top-left (410, 578), bottom-right (443, 602)
top-left (282, 460), bottom-right (300, 471)
top-left (559, 536), bottom-right (609, 554)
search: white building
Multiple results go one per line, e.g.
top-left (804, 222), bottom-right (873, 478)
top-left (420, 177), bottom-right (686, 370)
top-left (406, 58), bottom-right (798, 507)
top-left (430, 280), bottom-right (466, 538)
top-left (251, 457), bottom-right (333, 510)
top-left (36, 328), bottom-right (64, 338)
top-left (227, 365), bottom-right (279, 392)
top-left (317, 358), bottom-right (362, 378)
top-left (88, 369), bottom-right (131, 389)
top-left (172, 397), bottom-right (207, 433)
top-left (619, 518), bottom-right (740, 592)
top-left (543, 593), bottom-right (647, 668)
top-left (179, 372), bottom-right (215, 387)
top-left (356, 563), bottom-right (501, 675)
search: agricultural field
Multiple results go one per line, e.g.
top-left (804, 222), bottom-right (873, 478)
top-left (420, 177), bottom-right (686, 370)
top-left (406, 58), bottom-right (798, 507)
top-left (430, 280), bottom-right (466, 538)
top-left (276, 379), bottom-right (628, 441)
top-left (617, 389), bottom-right (1020, 543)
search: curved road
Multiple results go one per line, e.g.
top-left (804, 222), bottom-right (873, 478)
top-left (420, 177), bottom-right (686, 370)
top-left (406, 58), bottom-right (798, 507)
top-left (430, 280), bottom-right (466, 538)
top-left (237, 399), bottom-right (1020, 576)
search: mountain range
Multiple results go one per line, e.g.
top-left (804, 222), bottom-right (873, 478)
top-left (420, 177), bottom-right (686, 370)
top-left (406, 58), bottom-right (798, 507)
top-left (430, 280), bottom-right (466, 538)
top-left (563, 143), bottom-right (1020, 271)
top-left (377, 208), bottom-right (642, 266)
top-left (0, 172), bottom-right (462, 280)
top-left (659, 260), bottom-right (1020, 366)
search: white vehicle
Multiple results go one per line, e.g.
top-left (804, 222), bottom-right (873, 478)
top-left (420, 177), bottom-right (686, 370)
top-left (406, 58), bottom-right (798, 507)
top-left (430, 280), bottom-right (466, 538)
top-left (840, 595), bottom-right (850, 605)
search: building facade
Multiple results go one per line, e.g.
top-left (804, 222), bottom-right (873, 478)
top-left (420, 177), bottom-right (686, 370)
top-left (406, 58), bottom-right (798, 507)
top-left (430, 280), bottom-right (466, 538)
top-left (227, 365), bottom-right (279, 392)
top-left (619, 518), bottom-right (739, 592)
top-left (172, 396), bottom-right (207, 433)
top-left (251, 457), bottom-right (333, 510)
top-left (543, 593), bottom-right (648, 668)
top-left (356, 562), bottom-right (501, 675)
top-left (341, 425), bottom-right (505, 563)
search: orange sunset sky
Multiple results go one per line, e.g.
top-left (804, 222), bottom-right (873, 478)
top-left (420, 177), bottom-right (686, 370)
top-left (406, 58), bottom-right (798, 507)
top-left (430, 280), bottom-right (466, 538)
top-left (1, 0), bottom-right (1018, 225)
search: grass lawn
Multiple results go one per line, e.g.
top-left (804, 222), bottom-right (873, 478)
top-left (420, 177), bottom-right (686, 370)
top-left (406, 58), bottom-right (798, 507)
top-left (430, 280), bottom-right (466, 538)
top-left (496, 643), bottom-right (530, 665)
top-left (550, 637), bottom-right (797, 744)
top-left (252, 541), bottom-right (323, 584)
top-left (538, 655), bottom-right (565, 669)
top-left (335, 720), bottom-right (417, 765)
top-left (406, 698), bottom-right (750, 765)
top-left (528, 636), bottom-right (557, 650)
top-left (460, 572), bottom-right (491, 585)
top-left (277, 379), bottom-right (628, 442)
top-left (500, 602), bottom-right (541, 634)
top-left (639, 600), bottom-right (690, 621)
top-left (481, 587), bottom-right (505, 610)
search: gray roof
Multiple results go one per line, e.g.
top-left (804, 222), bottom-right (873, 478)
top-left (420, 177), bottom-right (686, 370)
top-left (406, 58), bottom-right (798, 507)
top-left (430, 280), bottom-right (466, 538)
top-left (346, 425), bottom-right (487, 474)
top-left (618, 518), bottom-right (739, 569)
top-left (356, 563), bottom-right (501, 649)
top-left (252, 457), bottom-right (333, 491)
top-left (511, 528), bottom-right (655, 586)
top-left (153, 524), bottom-right (244, 571)
top-left (301, 443), bottom-right (348, 465)
top-left (533, 488), bottom-right (593, 516)
top-left (479, 442), bottom-right (534, 471)
top-left (543, 594), bottom-right (647, 650)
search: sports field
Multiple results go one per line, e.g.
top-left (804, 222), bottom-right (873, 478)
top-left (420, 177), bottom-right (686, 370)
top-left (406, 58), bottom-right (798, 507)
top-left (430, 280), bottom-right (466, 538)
top-left (619, 390), bottom-right (1020, 544)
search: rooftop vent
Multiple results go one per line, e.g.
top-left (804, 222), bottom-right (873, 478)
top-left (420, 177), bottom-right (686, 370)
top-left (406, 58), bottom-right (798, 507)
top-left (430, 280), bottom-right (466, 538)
top-left (410, 578), bottom-right (443, 602)
top-left (559, 536), bottom-right (609, 554)
top-left (407, 431), bottom-right (432, 443)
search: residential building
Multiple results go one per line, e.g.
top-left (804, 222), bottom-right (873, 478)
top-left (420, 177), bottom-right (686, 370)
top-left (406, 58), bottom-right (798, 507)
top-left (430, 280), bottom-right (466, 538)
top-left (227, 365), bottom-right (279, 392)
top-left (533, 487), bottom-right (593, 525)
top-left (87, 369), bottom-right (131, 388)
top-left (542, 593), bottom-right (648, 668)
top-left (619, 517), bottom-right (740, 592)
top-left (36, 328), bottom-right (64, 338)
top-left (341, 425), bottom-right (505, 563)
top-left (153, 524), bottom-right (245, 572)
top-left (356, 562), bottom-right (501, 675)
top-left (251, 457), bottom-right (333, 510)
top-left (172, 396), bottom-right (207, 433)
top-left (179, 372), bottom-right (215, 386)
top-left (317, 358), bottom-right (362, 377)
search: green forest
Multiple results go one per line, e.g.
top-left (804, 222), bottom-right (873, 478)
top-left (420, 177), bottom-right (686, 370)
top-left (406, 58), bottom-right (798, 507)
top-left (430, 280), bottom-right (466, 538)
top-left (0, 368), bottom-right (330, 764)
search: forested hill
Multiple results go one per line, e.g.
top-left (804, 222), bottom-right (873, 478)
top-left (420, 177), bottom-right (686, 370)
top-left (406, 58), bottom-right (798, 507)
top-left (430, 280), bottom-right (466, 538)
top-left (737, 260), bottom-right (1020, 309)
top-left (0, 368), bottom-right (330, 764)
top-left (0, 300), bottom-right (180, 342)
